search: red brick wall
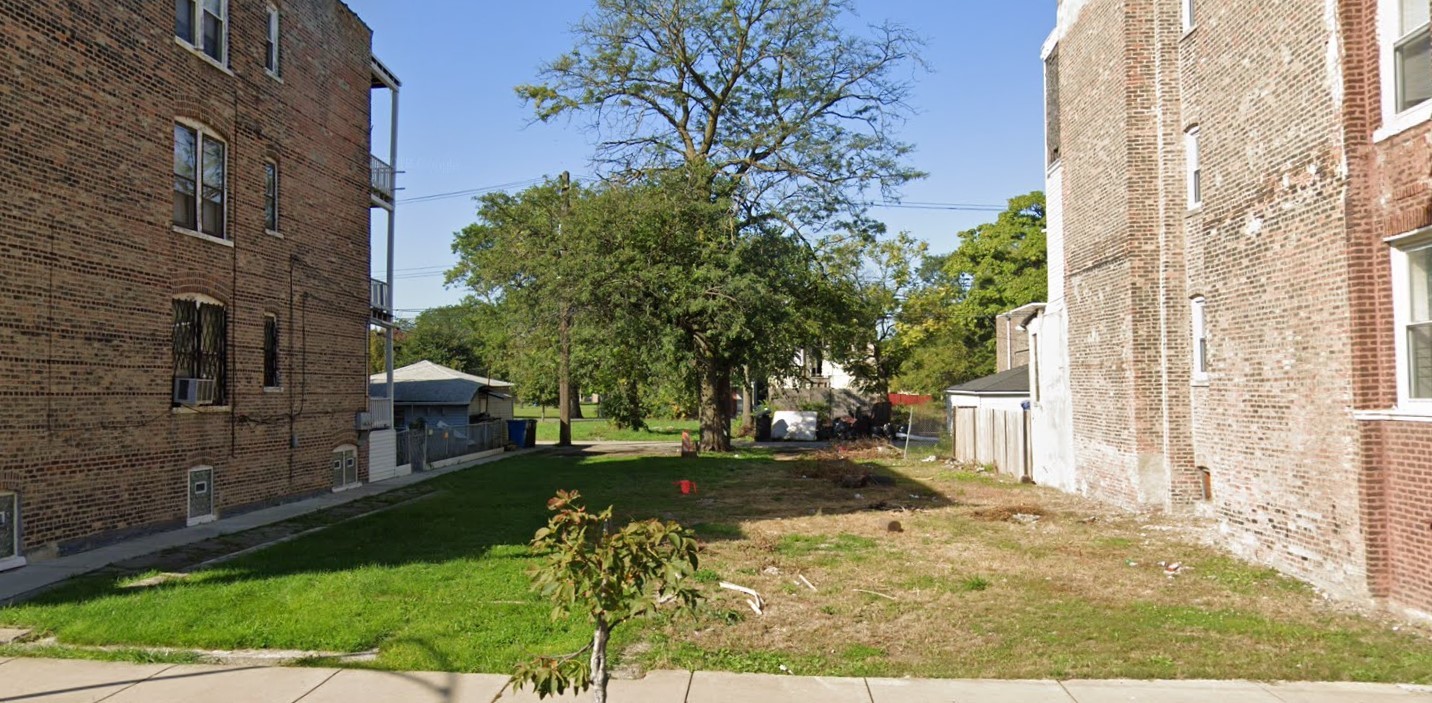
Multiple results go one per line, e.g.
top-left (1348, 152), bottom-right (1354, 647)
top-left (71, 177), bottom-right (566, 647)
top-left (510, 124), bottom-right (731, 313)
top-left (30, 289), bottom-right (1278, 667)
top-left (1058, 0), bottom-right (1145, 509)
top-left (1342, 0), bottom-right (1432, 616)
top-left (0, 0), bottom-right (374, 555)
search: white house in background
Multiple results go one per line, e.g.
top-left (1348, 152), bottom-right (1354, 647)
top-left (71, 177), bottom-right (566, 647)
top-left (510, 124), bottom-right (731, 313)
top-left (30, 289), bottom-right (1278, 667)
top-left (776, 348), bottom-right (857, 390)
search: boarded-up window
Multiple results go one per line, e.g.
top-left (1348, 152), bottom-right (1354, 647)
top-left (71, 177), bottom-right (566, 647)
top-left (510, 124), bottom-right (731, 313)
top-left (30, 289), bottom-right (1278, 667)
top-left (1046, 46), bottom-right (1060, 166)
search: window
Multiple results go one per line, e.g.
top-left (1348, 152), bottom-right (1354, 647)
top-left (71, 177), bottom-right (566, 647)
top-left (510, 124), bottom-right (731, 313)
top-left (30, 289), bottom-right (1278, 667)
top-left (1379, 0), bottom-right (1432, 137)
top-left (175, 0), bottom-right (227, 64)
top-left (174, 123), bottom-right (226, 239)
top-left (263, 314), bottom-right (281, 388)
top-left (1191, 296), bottom-right (1209, 383)
top-left (1392, 240), bottom-right (1432, 405)
top-left (1393, 0), bottom-right (1432, 113)
top-left (264, 161), bottom-right (279, 232)
top-left (173, 296), bottom-right (227, 406)
top-left (1182, 0), bottom-right (1195, 32)
top-left (1185, 127), bottom-right (1201, 208)
top-left (1046, 46), bottom-right (1060, 166)
top-left (265, 6), bottom-right (281, 76)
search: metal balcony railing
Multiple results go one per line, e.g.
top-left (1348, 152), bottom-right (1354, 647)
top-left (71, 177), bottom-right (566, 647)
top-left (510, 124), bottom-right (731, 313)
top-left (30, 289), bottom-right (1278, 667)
top-left (371, 154), bottom-right (395, 204)
top-left (371, 278), bottom-right (392, 321)
top-left (368, 396), bottom-right (394, 430)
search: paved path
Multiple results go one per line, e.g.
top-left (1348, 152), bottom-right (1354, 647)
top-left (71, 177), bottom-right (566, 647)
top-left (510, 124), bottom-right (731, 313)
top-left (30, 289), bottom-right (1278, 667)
top-left (0, 658), bottom-right (1428, 702)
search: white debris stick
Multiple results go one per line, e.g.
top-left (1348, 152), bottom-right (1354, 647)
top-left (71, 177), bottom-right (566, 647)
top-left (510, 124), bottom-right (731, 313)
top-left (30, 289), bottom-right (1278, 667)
top-left (797, 574), bottom-right (817, 592)
top-left (719, 581), bottom-right (766, 615)
top-left (853, 589), bottom-right (898, 601)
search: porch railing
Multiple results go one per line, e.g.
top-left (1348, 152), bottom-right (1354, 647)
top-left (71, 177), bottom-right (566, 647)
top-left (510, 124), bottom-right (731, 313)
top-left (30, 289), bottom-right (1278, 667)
top-left (370, 278), bottom-right (392, 321)
top-left (371, 154), bottom-right (395, 204)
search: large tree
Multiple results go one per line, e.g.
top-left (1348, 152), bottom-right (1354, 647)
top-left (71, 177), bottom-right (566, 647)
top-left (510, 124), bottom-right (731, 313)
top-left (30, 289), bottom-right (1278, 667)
top-left (822, 231), bottom-right (925, 396)
top-left (896, 191), bottom-right (1047, 392)
top-left (520, 0), bottom-right (924, 450)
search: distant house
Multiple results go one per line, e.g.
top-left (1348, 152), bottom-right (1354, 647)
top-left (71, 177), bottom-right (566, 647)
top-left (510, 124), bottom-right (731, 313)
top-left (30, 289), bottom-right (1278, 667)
top-left (370, 361), bottom-right (515, 430)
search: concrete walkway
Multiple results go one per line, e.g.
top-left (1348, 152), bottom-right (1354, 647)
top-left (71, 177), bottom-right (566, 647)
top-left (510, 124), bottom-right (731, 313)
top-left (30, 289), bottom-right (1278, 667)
top-left (0, 658), bottom-right (1429, 702)
top-left (0, 447), bottom-right (547, 605)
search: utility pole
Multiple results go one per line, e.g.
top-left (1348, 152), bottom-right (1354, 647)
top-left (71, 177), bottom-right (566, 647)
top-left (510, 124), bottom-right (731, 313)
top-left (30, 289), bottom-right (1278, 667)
top-left (557, 171), bottom-right (573, 447)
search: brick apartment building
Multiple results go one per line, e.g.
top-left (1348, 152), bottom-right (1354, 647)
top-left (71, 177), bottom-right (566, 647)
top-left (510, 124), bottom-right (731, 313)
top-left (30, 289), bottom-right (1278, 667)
top-left (1033, 0), bottom-right (1432, 618)
top-left (0, 0), bottom-right (401, 569)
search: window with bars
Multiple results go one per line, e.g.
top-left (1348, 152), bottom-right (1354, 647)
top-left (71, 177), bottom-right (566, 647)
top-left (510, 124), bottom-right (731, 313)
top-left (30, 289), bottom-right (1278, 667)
top-left (176, 0), bottom-right (227, 64)
top-left (265, 6), bottom-right (281, 76)
top-left (264, 314), bottom-right (281, 388)
top-left (264, 161), bottom-right (279, 233)
top-left (173, 298), bottom-right (227, 406)
top-left (174, 123), bottom-right (226, 239)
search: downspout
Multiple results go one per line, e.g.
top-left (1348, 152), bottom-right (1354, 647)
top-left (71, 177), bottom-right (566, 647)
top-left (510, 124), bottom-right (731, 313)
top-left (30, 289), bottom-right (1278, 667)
top-left (385, 81), bottom-right (399, 425)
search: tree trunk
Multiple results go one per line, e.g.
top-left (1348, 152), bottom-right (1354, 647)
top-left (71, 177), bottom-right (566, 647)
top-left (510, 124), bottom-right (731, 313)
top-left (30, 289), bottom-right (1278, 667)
top-left (740, 366), bottom-right (753, 430)
top-left (696, 347), bottom-right (731, 452)
top-left (589, 617), bottom-right (610, 703)
top-left (558, 305), bottom-right (572, 446)
top-left (568, 383), bottom-right (585, 420)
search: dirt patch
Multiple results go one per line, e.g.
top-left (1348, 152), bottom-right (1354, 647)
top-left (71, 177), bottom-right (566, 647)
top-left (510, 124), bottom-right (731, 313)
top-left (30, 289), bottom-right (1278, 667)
top-left (969, 504), bottom-right (1047, 522)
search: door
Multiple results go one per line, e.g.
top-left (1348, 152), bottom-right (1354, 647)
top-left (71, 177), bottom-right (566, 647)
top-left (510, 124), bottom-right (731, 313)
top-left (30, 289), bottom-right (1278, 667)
top-left (332, 447), bottom-right (359, 490)
top-left (188, 467), bottom-right (215, 526)
top-left (0, 492), bottom-right (18, 563)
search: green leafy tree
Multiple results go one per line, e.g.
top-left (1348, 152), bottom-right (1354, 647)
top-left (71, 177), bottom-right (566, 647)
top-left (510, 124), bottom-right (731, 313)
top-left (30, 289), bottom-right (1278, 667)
top-left (823, 232), bottom-right (926, 396)
top-left (896, 192), bottom-right (1047, 392)
top-left (519, 0), bottom-right (925, 450)
top-left (511, 490), bottom-right (702, 702)
top-left (391, 305), bottom-right (492, 377)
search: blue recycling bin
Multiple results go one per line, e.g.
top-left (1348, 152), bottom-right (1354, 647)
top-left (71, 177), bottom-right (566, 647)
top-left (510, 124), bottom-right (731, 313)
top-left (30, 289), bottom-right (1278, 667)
top-left (507, 420), bottom-right (527, 448)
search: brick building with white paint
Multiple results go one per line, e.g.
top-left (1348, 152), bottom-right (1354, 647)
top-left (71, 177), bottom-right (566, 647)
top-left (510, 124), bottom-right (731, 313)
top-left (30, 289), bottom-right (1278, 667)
top-left (1035, 0), bottom-right (1432, 618)
top-left (0, 0), bottom-right (401, 568)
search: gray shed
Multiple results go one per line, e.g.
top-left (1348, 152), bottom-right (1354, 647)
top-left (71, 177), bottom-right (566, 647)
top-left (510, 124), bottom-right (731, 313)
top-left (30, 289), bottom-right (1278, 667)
top-left (370, 361), bottom-right (515, 429)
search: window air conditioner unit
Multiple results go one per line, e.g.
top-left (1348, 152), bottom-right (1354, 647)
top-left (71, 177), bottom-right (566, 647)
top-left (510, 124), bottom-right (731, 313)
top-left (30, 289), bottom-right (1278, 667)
top-left (355, 411), bottom-right (374, 431)
top-left (174, 378), bottom-right (217, 406)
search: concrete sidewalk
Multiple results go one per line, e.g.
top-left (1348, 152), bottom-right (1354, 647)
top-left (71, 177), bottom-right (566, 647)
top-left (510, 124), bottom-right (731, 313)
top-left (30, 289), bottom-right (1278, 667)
top-left (0, 447), bottom-right (547, 605)
top-left (0, 658), bottom-right (1429, 703)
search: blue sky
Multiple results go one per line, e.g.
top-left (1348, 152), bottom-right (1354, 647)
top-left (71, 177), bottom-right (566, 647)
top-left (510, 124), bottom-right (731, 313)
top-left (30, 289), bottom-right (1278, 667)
top-left (347, 0), bottom-right (1049, 315)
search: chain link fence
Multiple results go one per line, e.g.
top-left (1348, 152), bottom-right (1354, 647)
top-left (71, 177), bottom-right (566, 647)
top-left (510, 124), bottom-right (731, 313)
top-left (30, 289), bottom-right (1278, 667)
top-left (394, 419), bottom-right (508, 471)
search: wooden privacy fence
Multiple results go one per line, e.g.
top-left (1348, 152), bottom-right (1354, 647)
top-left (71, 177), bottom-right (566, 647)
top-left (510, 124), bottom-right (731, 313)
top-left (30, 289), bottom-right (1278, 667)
top-left (951, 406), bottom-right (1031, 479)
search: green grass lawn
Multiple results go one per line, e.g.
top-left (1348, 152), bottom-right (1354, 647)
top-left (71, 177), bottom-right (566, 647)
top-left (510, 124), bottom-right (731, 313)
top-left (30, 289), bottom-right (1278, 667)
top-left (530, 418), bottom-right (705, 443)
top-left (3, 449), bottom-right (1431, 682)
